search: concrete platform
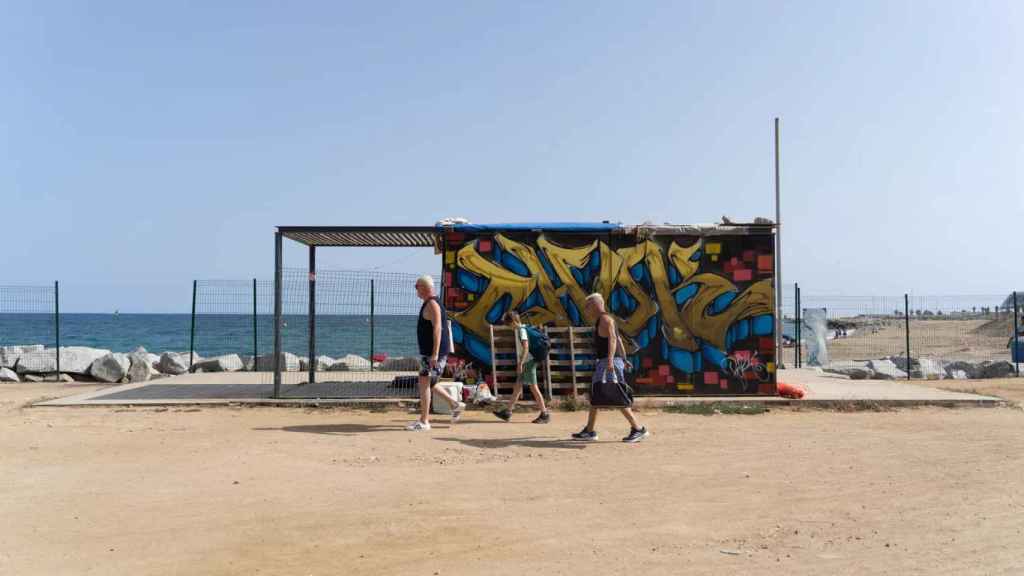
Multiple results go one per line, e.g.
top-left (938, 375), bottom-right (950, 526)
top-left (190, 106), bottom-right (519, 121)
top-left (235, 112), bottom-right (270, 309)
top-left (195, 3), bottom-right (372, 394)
top-left (33, 368), bottom-right (1004, 408)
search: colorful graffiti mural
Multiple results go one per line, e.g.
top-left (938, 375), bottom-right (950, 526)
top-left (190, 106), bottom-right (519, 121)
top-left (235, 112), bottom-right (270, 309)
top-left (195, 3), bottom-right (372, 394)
top-left (442, 229), bottom-right (776, 395)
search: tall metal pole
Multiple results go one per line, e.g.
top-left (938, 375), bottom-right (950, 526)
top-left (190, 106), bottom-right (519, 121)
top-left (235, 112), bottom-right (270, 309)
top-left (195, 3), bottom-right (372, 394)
top-left (308, 246), bottom-right (317, 385)
top-left (54, 280), bottom-right (60, 379)
top-left (252, 278), bottom-right (258, 372)
top-left (369, 279), bottom-right (375, 372)
top-left (273, 232), bottom-right (283, 398)
top-left (773, 117), bottom-right (783, 369)
top-left (189, 280), bottom-right (197, 368)
top-left (904, 293), bottom-right (911, 381)
top-left (1013, 291), bottom-right (1020, 377)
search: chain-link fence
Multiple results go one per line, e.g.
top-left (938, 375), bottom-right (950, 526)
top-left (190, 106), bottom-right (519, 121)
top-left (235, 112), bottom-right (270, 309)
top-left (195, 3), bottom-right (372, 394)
top-left (0, 284), bottom-right (60, 382)
top-left (190, 270), bottom-right (437, 398)
top-left (781, 285), bottom-right (1021, 380)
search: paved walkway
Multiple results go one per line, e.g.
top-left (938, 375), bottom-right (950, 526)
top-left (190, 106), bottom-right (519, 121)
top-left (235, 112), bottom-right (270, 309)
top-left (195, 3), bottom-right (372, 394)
top-left (34, 368), bottom-right (1003, 408)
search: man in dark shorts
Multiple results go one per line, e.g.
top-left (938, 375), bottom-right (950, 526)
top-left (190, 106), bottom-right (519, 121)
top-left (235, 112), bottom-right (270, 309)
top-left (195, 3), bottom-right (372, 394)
top-left (571, 293), bottom-right (649, 443)
top-left (407, 275), bottom-right (465, 431)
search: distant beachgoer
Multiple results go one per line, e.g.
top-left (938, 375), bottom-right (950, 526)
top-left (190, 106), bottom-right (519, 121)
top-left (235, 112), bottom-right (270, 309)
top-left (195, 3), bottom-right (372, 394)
top-left (492, 311), bottom-right (550, 424)
top-left (406, 275), bottom-right (464, 431)
top-left (571, 293), bottom-right (648, 443)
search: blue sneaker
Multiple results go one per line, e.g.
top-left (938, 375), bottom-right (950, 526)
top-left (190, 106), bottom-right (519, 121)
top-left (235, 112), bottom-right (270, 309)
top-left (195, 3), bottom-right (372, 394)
top-left (571, 428), bottom-right (598, 441)
top-left (622, 427), bottom-right (649, 443)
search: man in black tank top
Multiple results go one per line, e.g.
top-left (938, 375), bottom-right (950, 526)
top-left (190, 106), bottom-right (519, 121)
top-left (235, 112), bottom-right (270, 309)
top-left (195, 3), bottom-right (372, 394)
top-left (570, 293), bottom-right (649, 443)
top-left (407, 275), bottom-right (464, 431)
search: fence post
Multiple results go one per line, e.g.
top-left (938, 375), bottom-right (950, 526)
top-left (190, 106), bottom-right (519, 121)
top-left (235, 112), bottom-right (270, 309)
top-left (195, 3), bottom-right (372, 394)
top-left (1014, 291), bottom-right (1020, 378)
top-left (308, 247), bottom-right (316, 385)
top-left (369, 279), bottom-right (375, 372)
top-left (54, 281), bottom-right (60, 381)
top-left (904, 293), bottom-right (911, 380)
top-left (252, 278), bottom-right (258, 372)
top-left (795, 283), bottom-right (801, 369)
top-left (189, 280), bottom-right (197, 368)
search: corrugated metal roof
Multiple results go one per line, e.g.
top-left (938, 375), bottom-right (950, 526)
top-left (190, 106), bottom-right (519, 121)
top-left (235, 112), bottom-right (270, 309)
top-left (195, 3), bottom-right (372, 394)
top-left (278, 226), bottom-right (438, 247)
top-left (277, 220), bottom-right (777, 247)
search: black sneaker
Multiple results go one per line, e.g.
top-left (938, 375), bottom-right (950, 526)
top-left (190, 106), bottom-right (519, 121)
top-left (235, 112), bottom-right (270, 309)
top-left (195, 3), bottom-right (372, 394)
top-left (622, 427), bottom-right (649, 443)
top-left (532, 412), bottom-right (551, 424)
top-left (571, 428), bottom-right (598, 441)
top-left (493, 408), bottom-right (512, 422)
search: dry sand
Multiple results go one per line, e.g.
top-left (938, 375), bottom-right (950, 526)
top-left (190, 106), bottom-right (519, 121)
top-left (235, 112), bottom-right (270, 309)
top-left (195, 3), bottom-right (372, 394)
top-left (2, 382), bottom-right (1024, 575)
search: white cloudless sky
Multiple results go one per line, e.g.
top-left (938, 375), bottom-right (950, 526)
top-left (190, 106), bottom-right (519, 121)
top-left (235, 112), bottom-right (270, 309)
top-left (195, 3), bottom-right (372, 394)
top-left (2, 1), bottom-right (1021, 312)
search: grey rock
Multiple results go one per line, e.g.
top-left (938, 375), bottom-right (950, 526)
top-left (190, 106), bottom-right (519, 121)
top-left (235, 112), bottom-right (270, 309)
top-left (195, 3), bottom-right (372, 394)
top-left (328, 354), bottom-right (371, 371)
top-left (90, 353), bottom-right (131, 383)
top-left (240, 355), bottom-right (255, 371)
top-left (918, 358), bottom-right (945, 380)
top-left (947, 369), bottom-right (969, 380)
top-left (979, 360), bottom-right (1015, 379)
top-left (126, 353), bottom-right (155, 383)
top-left (15, 350), bottom-right (56, 373)
top-left (824, 360), bottom-right (875, 380)
top-left (0, 367), bottom-right (19, 382)
top-left (24, 374), bottom-right (46, 382)
top-left (379, 356), bottom-right (421, 372)
top-left (300, 355), bottom-right (336, 372)
top-left (192, 354), bottom-right (244, 373)
top-left (23, 373), bottom-right (71, 382)
top-left (867, 359), bottom-right (907, 380)
top-left (945, 361), bottom-right (979, 380)
top-left (62, 347), bottom-right (113, 374)
top-left (255, 352), bottom-right (300, 372)
top-left (157, 352), bottom-right (192, 376)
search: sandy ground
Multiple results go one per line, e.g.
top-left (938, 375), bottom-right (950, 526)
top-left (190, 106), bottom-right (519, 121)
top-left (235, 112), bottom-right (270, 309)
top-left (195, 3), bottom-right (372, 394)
top-left (3, 382), bottom-right (1024, 576)
top-left (780, 318), bottom-right (1016, 365)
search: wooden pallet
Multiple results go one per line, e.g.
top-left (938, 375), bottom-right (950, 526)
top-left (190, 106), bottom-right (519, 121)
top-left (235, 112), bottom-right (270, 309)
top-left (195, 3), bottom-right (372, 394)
top-left (488, 325), bottom-right (595, 399)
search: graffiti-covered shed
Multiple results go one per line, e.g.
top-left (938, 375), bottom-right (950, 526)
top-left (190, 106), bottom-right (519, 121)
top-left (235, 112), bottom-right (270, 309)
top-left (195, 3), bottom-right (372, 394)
top-left (440, 222), bottom-right (777, 396)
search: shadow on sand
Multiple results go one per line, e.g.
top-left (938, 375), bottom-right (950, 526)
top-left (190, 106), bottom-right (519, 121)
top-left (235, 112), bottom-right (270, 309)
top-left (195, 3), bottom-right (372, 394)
top-left (432, 436), bottom-right (587, 450)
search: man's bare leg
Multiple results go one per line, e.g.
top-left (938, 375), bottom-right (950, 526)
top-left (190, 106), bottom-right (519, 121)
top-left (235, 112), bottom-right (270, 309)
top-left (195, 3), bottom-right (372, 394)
top-left (529, 383), bottom-right (548, 414)
top-left (585, 407), bottom-right (598, 432)
top-left (620, 407), bottom-right (641, 430)
top-left (432, 382), bottom-right (460, 409)
top-left (418, 375), bottom-right (431, 423)
top-left (507, 383), bottom-right (523, 411)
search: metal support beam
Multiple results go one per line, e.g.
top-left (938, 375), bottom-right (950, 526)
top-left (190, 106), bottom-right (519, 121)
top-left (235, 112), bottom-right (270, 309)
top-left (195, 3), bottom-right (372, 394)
top-left (773, 117), bottom-right (784, 369)
top-left (308, 245), bottom-right (317, 385)
top-left (273, 232), bottom-right (283, 398)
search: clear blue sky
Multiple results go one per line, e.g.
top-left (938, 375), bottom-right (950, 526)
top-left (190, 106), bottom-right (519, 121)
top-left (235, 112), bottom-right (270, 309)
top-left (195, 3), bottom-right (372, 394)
top-left (2, 1), bottom-right (1020, 312)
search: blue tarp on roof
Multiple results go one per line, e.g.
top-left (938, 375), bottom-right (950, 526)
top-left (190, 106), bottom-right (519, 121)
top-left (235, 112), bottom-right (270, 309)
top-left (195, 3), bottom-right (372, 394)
top-left (441, 222), bottom-right (621, 234)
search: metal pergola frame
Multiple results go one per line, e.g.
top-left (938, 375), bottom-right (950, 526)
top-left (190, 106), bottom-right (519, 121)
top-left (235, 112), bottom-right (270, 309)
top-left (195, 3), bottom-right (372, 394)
top-left (272, 226), bottom-right (440, 398)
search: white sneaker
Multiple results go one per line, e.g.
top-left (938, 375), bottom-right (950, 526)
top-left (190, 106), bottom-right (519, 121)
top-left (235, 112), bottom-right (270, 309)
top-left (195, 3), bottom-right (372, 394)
top-left (406, 420), bottom-right (431, 431)
top-left (451, 402), bottom-right (466, 423)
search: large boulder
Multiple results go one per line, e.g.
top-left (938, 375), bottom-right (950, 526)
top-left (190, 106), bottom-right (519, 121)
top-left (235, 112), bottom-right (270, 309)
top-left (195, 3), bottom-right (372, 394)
top-left (157, 352), bottom-right (193, 376)
top-left (240, 355), bottom-right (255, 371)
top-left (918, 358), bottom-right (945, 380)
top-left (61, 347), bottom-right (112, 375)
top-left (979, 360), bottom-right (1015, 379)
top-left (867, 359), bottom-right (907, 380)
top-left (90, 353), bottom-right (131, 383)
top-left (192, 354), bottom-right (244, 373)
top-left (329, 354), bottom-right (371, 371)
top-left (825, 360), bottom-right (875, 380)
top-left (15, 350), bottom-right (57, 374)
top-left (379, 356), bottom-right (421, 372)
top-left (299, 355), bottom-right (336, 372)
top-left (255, 352), bottom-right (300, 372)
top-left (0, 367), bottom-right (19, 382)
top-left (944, 361), bottom-right (980, 380)
top-left (126, 353), bottom-right (155, 383)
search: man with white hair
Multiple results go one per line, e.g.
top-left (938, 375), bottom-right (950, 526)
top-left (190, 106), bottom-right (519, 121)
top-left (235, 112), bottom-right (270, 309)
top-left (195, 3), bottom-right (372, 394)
top-left (571, 292), bottom-right (649, 443)
top-left (407, 275), bottom-right (464, 431)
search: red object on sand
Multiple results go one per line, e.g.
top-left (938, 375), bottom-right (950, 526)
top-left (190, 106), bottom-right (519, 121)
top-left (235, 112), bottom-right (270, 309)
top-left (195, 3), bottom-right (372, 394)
top-left (777, 381), bottom-right (805, 399)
